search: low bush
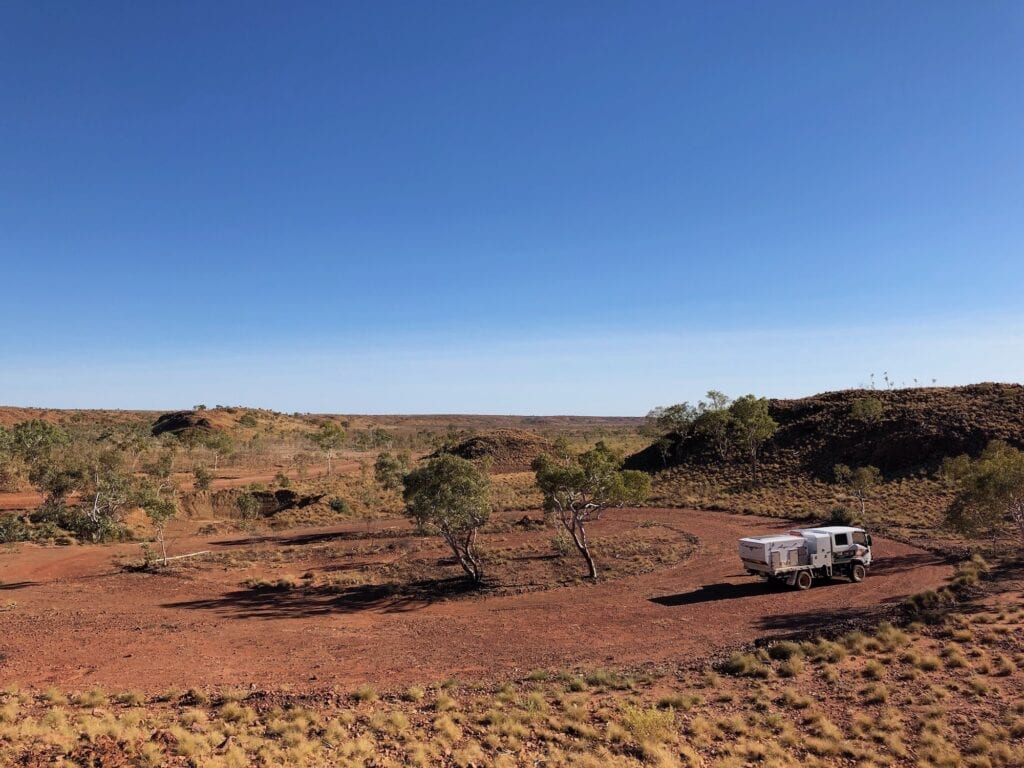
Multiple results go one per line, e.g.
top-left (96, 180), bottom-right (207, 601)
top-left (550, 532), bottom-right (572, 557)
top-left (828, 505), bottom-right (859, 526)
top-left (328, 497), bottom-right (351, 514)
top-left (0, 515), bottom-right (31, 543)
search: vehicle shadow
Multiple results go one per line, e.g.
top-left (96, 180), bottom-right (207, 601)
top-left (650, 580), bottom-right (782, 606)
top-left (653, 552), bottom-right (948, 609)
top-left (163, 577), bottom-right (477, 619)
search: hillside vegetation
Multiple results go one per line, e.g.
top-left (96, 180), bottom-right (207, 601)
top-left (628, 384), bottom-right (1024, 552)
top-left (0, 406), bottom-right (640, 545)
top-left (628, 384), bottom-right (1024, 478)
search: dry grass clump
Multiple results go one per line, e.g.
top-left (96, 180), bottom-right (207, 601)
top-left (584, 668), bottom-right (638, 690)
top-left (403, 685), bottom-right (426, 702)
top-left (114, 690), bottom-right (146, 706)
top-left (766, 640), bottom-right (803, 661)
top-left (777, 657), bottom-right (804, 678)
top-left (73, 688), bottom-right (108, 708)
top-left (861, 682), bottom-right (889, 704)
top-left (0, 594), bottom-right (1020, 768)
top-left (803, 638), bottom-right (846, 663)
top-left (721, 651), bottom-right (770, 678)
top-left (620, 703), bottom-right (675, 745)
top-left (656, 692), bottom-right (701, 711)
top-left (862, 659), bottom-right (886, 679)
top-left (350, 685), bottom-right (378, 703)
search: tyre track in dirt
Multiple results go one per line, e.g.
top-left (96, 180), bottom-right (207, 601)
top-left (0, 509), bottom-right (953, 692)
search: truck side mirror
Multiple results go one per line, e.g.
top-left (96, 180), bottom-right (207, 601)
top-left (866, 534), bottom-right (872, 547)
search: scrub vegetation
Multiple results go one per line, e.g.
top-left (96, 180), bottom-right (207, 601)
top-left (1, 385), bottom-right (1023, 766)
top-left (1, 574), bottom-right (1021, 767)
top-left (633, 383), bottom-right (1024, 556)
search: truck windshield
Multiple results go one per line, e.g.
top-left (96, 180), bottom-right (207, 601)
top-left (853, 531), bottom-right (867, 545)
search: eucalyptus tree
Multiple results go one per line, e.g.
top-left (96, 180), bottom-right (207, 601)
top-left (403, 454), bottom-right (491, 584)
top-left (728, 395), bottom-right (778, 483)
top-left (532, 442), bottom-right (650, 580)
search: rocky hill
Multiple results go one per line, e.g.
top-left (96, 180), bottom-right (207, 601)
top-left (431, 429), bottom-right (556, 473)
top-left (150, 410), bottom-right (216, 436)
top-left (626, 383), bottom-right (1024, 479)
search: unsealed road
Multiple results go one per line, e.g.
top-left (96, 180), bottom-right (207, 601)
top-left (0, 509), bottom-right (952, 692)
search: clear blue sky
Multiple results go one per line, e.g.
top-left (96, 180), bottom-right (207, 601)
top-left (1, 1), bottom-right (1022, 414)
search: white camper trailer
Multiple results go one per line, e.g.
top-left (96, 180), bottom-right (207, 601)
top-left (738, 526), bottom-right (873, 589)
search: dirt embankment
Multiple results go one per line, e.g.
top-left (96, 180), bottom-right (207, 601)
top-left (0, 508), bottom-right (952, 693)
top-left (180, 488), bottom-right (324, 519)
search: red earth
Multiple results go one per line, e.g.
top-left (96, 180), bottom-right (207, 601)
top-left (0, 508), bottom-right (952, 693)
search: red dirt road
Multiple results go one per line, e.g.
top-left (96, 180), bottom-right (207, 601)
top-left (0, 509), bottom-right (952, 692)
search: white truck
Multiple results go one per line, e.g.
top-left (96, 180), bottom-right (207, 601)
top-left (738, 525), bottom-right (873, 589)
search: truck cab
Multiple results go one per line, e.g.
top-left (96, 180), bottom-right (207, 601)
top-left (792, 526), bottom-right (872, 569)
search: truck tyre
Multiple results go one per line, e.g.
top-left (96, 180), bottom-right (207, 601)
top-left (851, 564), bottom-right (866, 583)
top-left (795, 571), bottom-right (813, 590)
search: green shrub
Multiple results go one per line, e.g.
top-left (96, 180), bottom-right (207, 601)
top-left (0, 515), bottom-right (31, 543)
top-left (193, 466), bottom-right (213, 491)
top-left (829, 505), bottom-right (859, 526)
top-left (550, 532), bottom-right (572, 557)
top-left (32, 501), bottom-right (129, 543)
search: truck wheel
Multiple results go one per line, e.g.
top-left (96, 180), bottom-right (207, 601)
top-left (851, 564), bottom-right (866, 583)
top-left (795, 571), bottom-right (813, 590)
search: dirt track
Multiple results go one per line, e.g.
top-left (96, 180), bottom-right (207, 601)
top-left (0, 509), bottom-right (952, 692)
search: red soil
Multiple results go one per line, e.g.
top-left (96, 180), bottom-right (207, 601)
top-left (0, 509), bottom-right (952, 693)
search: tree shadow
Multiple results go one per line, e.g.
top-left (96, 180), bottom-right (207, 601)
top-left (0, 581), bottom-right (38, 591)
top-left (212, 528), bottom-right (409, 548)
top-left (163, 577), bottom-right (478, 619)
top-left (509, 552), bottom-right (560, 563)
top-left (990, 557), bottom-right (1024, 581)
top-left (756, 603), bottom-right (896, 636)
top-left (315, 559), bottom-right (398, 573)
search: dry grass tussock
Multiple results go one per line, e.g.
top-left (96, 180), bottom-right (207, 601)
top-left (2, 589), bottom-right (1022, 767)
